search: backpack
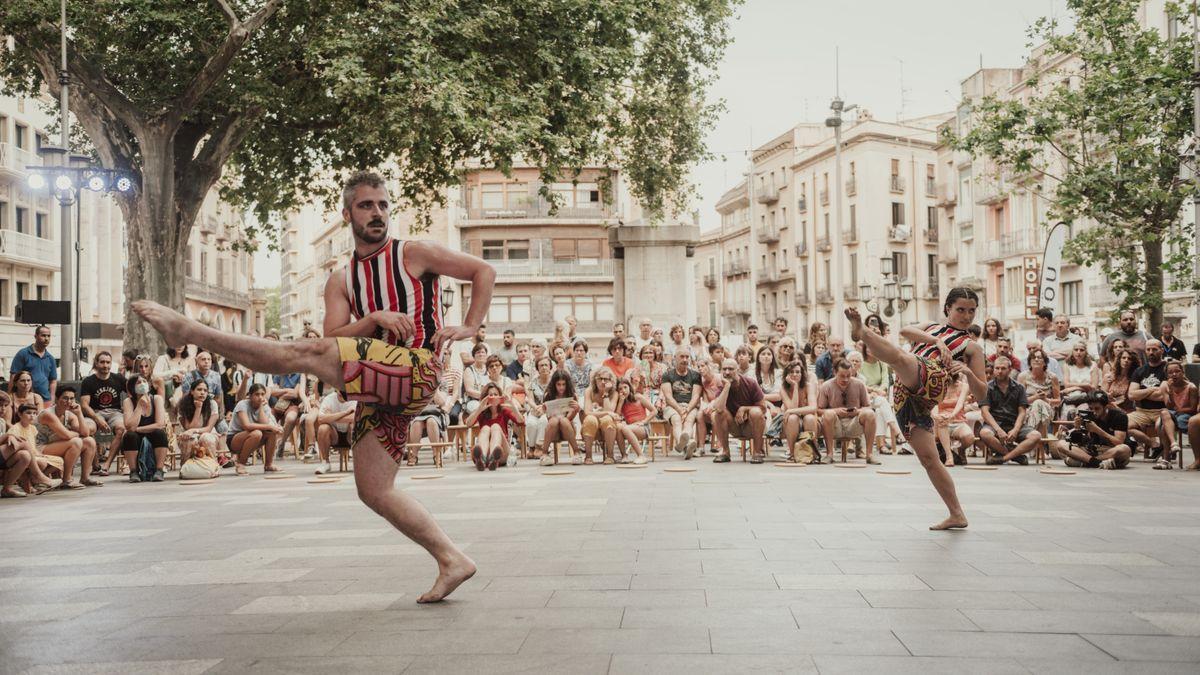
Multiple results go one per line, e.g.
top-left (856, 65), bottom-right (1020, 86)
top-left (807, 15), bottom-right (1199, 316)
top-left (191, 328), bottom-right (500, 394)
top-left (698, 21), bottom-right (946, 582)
top-left (791, 432), bottom-right (817, 465)
top-left (137, 436), bottom-right (157, 481)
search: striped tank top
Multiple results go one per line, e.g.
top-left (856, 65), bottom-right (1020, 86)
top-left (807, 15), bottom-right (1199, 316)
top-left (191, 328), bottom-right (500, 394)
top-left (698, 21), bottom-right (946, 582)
top-left (344, 238), bottom-right (443, 353)
top-left (909, 324), bottom-right (972, 362)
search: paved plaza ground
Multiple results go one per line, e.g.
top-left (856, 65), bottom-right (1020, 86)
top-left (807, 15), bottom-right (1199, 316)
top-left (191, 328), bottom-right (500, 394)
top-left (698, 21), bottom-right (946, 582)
top-left (3, 454), bottom-right (1200, 674)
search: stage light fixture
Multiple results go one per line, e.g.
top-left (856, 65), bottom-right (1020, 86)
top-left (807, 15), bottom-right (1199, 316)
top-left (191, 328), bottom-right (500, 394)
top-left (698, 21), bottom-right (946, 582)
top-left (115, 176), bottom-right (133, 192)
top-left (87, 175), bottom-right (107, 192)
top-left (27, 173), bottom-right (45, 190)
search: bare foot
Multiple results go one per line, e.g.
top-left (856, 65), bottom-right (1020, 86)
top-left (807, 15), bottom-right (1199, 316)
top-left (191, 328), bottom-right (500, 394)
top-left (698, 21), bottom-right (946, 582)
top-left (844, 307), bottom-right (864, 342)
top-left (930, 515), bottom-right (969, 531)
top-left (1186, 462), bottom-right (1200, 471)
top-left (131, 301), bottom-right (192, 348)
top-left (417, 554), bottom-right (477, 603)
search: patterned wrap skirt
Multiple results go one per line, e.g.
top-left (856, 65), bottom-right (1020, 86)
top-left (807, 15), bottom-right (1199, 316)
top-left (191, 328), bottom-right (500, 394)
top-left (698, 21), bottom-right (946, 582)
top-left (892, 355), bottom-right (953, 433)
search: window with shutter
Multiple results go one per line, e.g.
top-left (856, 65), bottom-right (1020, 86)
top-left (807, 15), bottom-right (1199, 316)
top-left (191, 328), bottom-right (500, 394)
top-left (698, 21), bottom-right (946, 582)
top-left (577, 239), bottom-right (602, 262)
top-left (552, 239), bottom-right (576, 260)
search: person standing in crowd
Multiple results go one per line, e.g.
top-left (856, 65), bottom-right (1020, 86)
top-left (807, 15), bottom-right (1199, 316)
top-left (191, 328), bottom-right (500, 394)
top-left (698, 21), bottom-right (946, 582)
top-left (772, 317), bottom-right (789, 341)
top-left (687, 326), bottom-right (707, 362)
top-left (1156, 361), bottom-right (1198, 469)
top-left (1042, 315), bottom-right (1084, 366)
top-left (564, 315), bottom-right (582, 345)
top-left (1127, 339), bottom-right (1169, 458)
top-left (814, 336), bottom-right (847, 383)
top-left (36, 387), bottom-right (100, 489)
top-left (711, 358), bottom-right (769, 463)
top-left (818, 358), bottom-right (879, 465)
top-left (1101, 310), bottom-right (1149, 363)
top-left (81, 352), bottom-right (127, 477)
top-left (496, 329), bottom-right (518, 366)
top-left (979, 357), bottom-right (1041, 465)
top-left (633, 318), bottom-right (655, 353)
top-left (1158, 321), bottom-right (1188, 362)
top-left (565, 341), bottom-right (593, 396)
top-left (745, 324), bottom-right (765, 357)
top-left (541, 370), bottom-right (582, 465)
top-left (152, 344), bottom-right (193, 401)
top-left (980, 318), bottom-right (1005, 358)
top-left (988, 337), bottom-right (1022, 373)
top-left (10, 325), bottom-right (56, 403)
top-left (661, 351), bottom-right (702, 458)
top-left (612, 322), bottom-right (627, 340)
top-left (664, 324), bottom-right (687, 360)
top-left (220, 358), bottom-right (246, 419)
top-left (1033, 307), bottom-right (1055, 342)
top-left (602, 338), bottom-right (635, 380)
top-left (120, 375), bottom-right (169, 482)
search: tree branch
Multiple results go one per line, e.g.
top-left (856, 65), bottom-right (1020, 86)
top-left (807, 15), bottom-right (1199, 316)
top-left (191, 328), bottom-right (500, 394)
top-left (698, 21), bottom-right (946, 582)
top-left (213, 0), bottom-right (240, 25)
top-left (177, 107), bottom-right (265, 218)
top-left (164, 0), bottom-right (285, 129)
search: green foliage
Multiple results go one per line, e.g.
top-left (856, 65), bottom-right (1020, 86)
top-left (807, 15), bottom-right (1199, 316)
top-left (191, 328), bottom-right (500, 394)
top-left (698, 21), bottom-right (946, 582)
top-left (950, 0), bottom-right (1196, 331)
top-left (0, 0), bottom-right (739, 249)
top-left (263, 286), bottom-right (280, 333)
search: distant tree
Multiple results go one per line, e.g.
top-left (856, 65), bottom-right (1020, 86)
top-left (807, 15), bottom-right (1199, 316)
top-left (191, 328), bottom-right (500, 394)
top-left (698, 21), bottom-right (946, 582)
top-left (952, 0), bottom-right (1195, 334)
top-left (0, 0), bottom-right (739, 350)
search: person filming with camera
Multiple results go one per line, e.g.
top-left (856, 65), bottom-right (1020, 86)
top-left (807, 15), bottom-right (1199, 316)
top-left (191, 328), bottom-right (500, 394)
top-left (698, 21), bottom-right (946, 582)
top-left (1049, 391), bottom-right (1131, 470)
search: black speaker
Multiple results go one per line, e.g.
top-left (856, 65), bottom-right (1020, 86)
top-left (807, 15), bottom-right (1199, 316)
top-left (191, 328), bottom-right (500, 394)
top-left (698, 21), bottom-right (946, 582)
top-left (16, 300), bottom-right (71, 325)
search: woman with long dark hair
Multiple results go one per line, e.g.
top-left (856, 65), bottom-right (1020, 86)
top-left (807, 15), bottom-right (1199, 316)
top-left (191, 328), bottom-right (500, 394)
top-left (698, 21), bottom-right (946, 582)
top-left (8, 371), bottom-right (43, 424)
top-left (980, 318), bottom-right (1004, 357)
top-left (846, 288), bottom-right (988, 530)
top-left (121, 374), bottom-right (169, 482)
top-left (177, 378), bottom-right (221, 464)
top-left (541, 370), bottom-right (581, 465)
top-left (777, 360), bottom-right (819, 461)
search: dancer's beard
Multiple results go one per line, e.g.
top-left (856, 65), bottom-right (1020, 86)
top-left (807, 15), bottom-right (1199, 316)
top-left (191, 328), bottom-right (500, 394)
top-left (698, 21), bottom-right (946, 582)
top-left (353, 218), bottom-right (388, 244)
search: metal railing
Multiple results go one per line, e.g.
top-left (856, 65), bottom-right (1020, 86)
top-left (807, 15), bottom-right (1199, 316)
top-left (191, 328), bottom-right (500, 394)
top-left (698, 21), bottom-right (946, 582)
top-left (756, 267), bottom-right (778, 283)
top-left (723, 261), bottom-right (749, 277)
top-left (816, 235), bottom-right (831, 252)
top-left (842, 226), bottom-right (858, 244)
top-left (487, 258), bottom-right (614, 278)
top-left (756, 224), bottom-right (780, 244)
top-left (186, 278), bottom-right (251, 309)
top-left (925, 178), bottom-right (937, 196)
top-left (890, 175), bottom-right (905, 193)
top-left (0, 228), bottom-right (59, 268)
top-left (755, 184), bottom-right (780, 203)
top-left (464, 200), bottom-right (614, 221)
top-left (0, 142), bottom-right (40, 176)
top-left (889, 226), bottom-right (911, 242)
top-left (979, 229), bottom-right (1041, 262)
top-left (924, 277), bottom-right (940, 299)
top-left (794, 241), bottom-right (807, 256)
top-left (703, 273), bottom-right (717, 288)
top-left (816, 288), bottom-right (834, 304)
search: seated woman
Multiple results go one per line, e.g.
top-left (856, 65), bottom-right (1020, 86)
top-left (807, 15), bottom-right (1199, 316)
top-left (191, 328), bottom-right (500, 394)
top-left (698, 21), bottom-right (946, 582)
top-left (1018, 348), bottom-right (1061, 435)
top-left (228, 383), bottom-right (284, 475)
top-left (176, 379), bottom-right (222, 467)
top-left (522, 356), bottom-right (554, 460)
top-left (1061, 344), bottom-right (1098, 418)
top-left (932, 375), bottom-right (976, 467)
top-left (695, 359), bottom-right (725, 455)
top-left (581, 367), bottom-right (621, 464)
top-left (465, 382), bottom-right (522, 471)
top-left (312, 389), bottom-right (356, 475)
top-left (8, 371), bottom-right (44, 423)
top-left (777, 361), bottom-right (819, 463)
top-left (541, 370), bottom-right (582, 465)
top-left (9, 403), bottom-right (60, 493)
top-left (461, 342), bottom-right (490, 415)
top-left (406, 363), bottom-right (462, 467)
top-left (0, 393), bottom-right (40, 497)
top-left (614, 378), bottom-right (651, 464)
top-left (36, 387), bottom-right (101, 489)
top-left (120, 375), bottom-right (170, 482)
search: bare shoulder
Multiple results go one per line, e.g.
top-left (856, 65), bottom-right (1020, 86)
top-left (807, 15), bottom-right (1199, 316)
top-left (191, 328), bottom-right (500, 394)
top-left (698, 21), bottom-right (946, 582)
top-left (324, 267), bottom-right (347, 293)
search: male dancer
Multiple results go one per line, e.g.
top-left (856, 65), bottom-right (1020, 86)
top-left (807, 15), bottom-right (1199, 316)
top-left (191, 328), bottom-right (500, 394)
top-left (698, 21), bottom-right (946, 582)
top-left (134, 171), bottom-right (495, 602)
top-left (845, 287), bottom-right (988, 530)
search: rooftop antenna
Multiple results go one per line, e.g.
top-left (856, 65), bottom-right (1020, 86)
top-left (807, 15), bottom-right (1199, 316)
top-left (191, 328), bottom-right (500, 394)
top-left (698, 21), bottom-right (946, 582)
top-left (896, 58), bottom-right (910, 122)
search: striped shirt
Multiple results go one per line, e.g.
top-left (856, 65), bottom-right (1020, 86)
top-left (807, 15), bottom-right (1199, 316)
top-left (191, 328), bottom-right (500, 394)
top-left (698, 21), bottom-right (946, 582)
top-left (909, 324), bottom-right (972, 362)
top-left (344, 238), bottom-right (443, 353)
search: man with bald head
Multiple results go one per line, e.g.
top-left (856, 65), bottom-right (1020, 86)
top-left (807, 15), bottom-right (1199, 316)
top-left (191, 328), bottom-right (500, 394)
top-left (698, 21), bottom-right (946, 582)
top-left (815, 336), bottom-right (848, 383)
top-left (711, 358), bottom-right (769, 463)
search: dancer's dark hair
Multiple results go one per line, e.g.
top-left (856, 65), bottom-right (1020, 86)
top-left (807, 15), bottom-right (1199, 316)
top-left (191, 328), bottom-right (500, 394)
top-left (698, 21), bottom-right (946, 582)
top-left (942, 287), bottom-right (980, 317)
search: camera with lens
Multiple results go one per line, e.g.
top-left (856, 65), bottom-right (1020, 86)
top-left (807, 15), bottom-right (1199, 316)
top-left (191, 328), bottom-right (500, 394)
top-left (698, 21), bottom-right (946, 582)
top-left (1076, 409), bottom-right (1094, 423)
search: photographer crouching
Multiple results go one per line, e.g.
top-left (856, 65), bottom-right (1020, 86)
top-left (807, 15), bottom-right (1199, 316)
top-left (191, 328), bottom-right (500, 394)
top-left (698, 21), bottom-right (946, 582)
top-left (1050, 391), bottom-right (1131, 470)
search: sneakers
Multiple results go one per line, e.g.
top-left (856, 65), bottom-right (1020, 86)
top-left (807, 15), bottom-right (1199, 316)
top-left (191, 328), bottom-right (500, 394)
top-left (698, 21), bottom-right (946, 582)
top-left (684, 439), bottom-right (696, 460)
top-left (315, 462), bottom-right (332, 475)
top-left (539, 454), bottom-right (554, 466)
top-left (151, 469), bottom-right (165, 482)
top-left (1153, 458), bottom-right (1173, 470)
top-left (1100, 458), bottom-right (1118, 470)
top-left (986, 454), bottom-right (1005, 465)
top-left (303, 444), bottom-right (318, 461)
top-left (129, 472), bottom-right (142, 483)
top-left (633, 455), bottom-right (648, 465)
top-left (1013, 455), bottom-right (1029, 466)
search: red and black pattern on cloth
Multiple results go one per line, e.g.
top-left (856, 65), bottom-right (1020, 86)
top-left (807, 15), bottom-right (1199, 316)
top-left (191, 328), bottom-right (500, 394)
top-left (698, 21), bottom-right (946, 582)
top-left (893, 355), bottom-right (954, 433)
top-left (345, 238), bottom-right (444, 355)
top-left (909, 323), bottom-right (972, 363)
top-left (351, 407), bottom-right (415, 464)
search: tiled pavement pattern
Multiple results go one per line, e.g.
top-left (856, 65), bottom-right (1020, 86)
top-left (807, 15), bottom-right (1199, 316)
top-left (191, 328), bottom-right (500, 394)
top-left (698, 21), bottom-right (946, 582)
top-left (3, 456), bottom-right (1200, 674)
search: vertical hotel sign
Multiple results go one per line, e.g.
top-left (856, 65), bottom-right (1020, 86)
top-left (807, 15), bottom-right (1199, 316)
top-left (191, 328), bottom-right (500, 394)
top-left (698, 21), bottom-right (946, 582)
top-left (1023, 256), bottom-right (1040, 319)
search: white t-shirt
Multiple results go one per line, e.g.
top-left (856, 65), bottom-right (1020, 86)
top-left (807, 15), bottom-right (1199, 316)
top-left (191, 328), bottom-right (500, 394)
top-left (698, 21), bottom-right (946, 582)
top-left (319, 392), bottom-right (357, 433)
top-left (1042, 333), bottom-right (1083, 360)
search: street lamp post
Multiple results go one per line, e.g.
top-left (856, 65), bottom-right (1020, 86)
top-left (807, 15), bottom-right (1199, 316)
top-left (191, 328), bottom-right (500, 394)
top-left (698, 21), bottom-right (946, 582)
top-left (826, 93), bottom-right (857, 325)
top-left (440, 284), bottom-right (456, 318)
top-left (859, 256), bottom-right (915, 322)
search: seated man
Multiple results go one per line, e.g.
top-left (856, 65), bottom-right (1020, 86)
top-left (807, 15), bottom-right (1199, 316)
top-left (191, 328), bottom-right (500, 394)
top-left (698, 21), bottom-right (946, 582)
top-left (81, 351), bottom-right (127, 476)
top-left (710, 358), bottom-right (769, 463)
top-left (817, 359), bottom-right (878, 464)
top-left (313, 389), bottom-right (356, 475)
top-left (269, 371), bottom-right (307, 457)
top-left (1127, 339), bottom-right (1169, 458)
top-left (1157, 360), bottom-right (1198, 469)
top-left (660, 351), bottom-right (702, 458)
top-left (1050, 391), bottom-right (1131, 469)
top-left (36, 387), bottom-right (102, 488)
top-left (979, 357), bottom-right (1041, 465)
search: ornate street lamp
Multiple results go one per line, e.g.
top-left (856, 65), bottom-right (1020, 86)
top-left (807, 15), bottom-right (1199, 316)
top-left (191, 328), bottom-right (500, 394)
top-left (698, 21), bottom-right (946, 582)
top-left (440, 284), bottom-right (456, 314)
top-left (860, 256), bottom-right (914, 318)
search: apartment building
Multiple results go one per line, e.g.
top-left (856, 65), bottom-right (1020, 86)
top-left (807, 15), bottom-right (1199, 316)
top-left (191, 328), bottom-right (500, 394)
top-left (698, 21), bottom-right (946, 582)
top-left (182, 191), bottom-right (263, 336)
top-left (695, 181), bottom-right (753, 334)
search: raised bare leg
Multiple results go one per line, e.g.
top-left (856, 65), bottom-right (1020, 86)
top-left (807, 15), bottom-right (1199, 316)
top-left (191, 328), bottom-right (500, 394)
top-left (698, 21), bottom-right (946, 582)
top-left (133, 301), bottom-right (341, 386)
top-left (845, 308), bottom-right (921, 390)
top-left (908, 427), bottom-right (967, 530)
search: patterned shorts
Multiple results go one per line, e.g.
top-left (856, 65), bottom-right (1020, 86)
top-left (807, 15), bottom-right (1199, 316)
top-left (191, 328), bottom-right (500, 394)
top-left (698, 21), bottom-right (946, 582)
top-left (892, 355), bottom-right (953, 433)
top-left (337, 337), bottom-right (442, 464)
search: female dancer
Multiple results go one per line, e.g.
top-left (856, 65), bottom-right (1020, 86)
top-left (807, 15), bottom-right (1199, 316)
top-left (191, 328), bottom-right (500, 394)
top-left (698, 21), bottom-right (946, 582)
top-left (846, 287), bottom-right (987, 530)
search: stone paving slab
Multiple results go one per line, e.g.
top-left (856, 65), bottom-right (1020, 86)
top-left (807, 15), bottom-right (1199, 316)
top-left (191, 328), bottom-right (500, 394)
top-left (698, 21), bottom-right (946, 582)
top-left (3, 454), bottom-right (1200, 673)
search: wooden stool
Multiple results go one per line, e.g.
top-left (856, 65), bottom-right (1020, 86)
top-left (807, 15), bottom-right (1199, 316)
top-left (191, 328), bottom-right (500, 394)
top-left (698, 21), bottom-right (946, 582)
top-left (447, 425), bottom-right (472, 461)
top-left (647, 435), bottom-right (669, 461)
top-left (649, 420), bottom-right (674, 455)
top-left (334, 444), bottom-right (352, 472)
top-left (404, 441), bottom-right (452, 468)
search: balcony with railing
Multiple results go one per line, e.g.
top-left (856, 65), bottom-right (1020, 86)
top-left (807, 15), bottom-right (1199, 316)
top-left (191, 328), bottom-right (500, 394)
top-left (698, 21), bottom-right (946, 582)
top-left (723, 261), bottom-right (749, 277)
top-left (975, 175), bottom-right (1008, 205)
top-left (818, 188), bottom-right (830, 206)
top-left (816, 287), bottom-right (834, 304)
top-left (755, 184), bottom-right (780, 204)
top-left (979, 229), bottom-right (1041, 263)
top-left (0, 142), bottom-right (40, 177)
top-left (797, 196), bottom-right (808, 213)
top-left (888, 225), bottom-right (911, 242)
top-left (794, 288), bottom-right (810, 307)
top-left (845, 177), bottom-right (857, 197)
top-left (703, 273), bottom-right (717, 289)
top-left (756, 223), bottom-right (780, 244)
top-left (756, 267), bottom-right (779, 284)
top-left (936, 181), bottom-right (957, 205)
top-left (462, 198), bottom-right (615, 224)
top-left (794, 241), bottom-right (808, 257)
top-left (843, 284), bottom-right (859, 301)
top-left (720, 297), bottom-right (751, 316)
top-left (186, 278), bottom-right (251, 309)
top-left (890, 175), bottom-right (905, 193)
top-left (0, 228), bottom-right (59, 269)
top-left (777, 266), bottom-right (795, 281)
top-left (924, 227), bottom-right (939, 244)
top-left (487, 258), bottom-right (615, 280)
top-left (923, 277), bottom-right (940, 299)
top-left (842, 226), bottom-right (858, 244)
top-left (816, 235), bottom-right (831, 252)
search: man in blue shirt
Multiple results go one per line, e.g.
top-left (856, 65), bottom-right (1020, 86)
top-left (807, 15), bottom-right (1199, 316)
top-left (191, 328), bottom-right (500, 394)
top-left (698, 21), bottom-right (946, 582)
top-left (10, 325), bottom-right (57, 401)
top-left (814, 335), bottom-right (848, 383)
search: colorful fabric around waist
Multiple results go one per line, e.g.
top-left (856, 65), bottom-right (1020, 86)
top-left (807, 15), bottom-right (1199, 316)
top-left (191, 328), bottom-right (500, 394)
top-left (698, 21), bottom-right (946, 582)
top-left (337, 337), bottom-right (441, 416)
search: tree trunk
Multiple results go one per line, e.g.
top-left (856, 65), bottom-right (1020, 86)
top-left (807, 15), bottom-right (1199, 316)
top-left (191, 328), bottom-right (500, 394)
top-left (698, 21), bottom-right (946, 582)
top-left (120, 132), bottom-right (190, 355)
top-left (1142, 238), bottom-right (1164, 338)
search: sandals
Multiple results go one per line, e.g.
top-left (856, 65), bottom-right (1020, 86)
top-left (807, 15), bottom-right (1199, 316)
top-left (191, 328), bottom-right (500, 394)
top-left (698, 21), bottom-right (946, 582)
top-left (713, 454), bottom-right (731, 463)
top-left (486, 448), bottom-right (501, 471)
top-left (92, 469), bottom-right (110, 477)
top-left (263, 465), bottom-right (283, 473)
top-left (1, 487), bottom-right (27, 498)
top-left (81, 478), bottom-right (105, 487)
top-left (59, 482), bottom-right (85, 490)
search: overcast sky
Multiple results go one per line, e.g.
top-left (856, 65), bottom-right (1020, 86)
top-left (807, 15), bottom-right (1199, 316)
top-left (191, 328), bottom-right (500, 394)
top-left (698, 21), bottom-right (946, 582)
top-left (254, 0), bottom-right (1065, 287)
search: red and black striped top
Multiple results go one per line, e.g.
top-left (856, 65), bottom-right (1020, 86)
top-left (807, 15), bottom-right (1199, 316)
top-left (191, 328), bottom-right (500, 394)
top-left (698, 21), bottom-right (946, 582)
top-left (909, 323), bottom-right (972, 362)
top-left (344, 238), bottom-right (443, 353)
